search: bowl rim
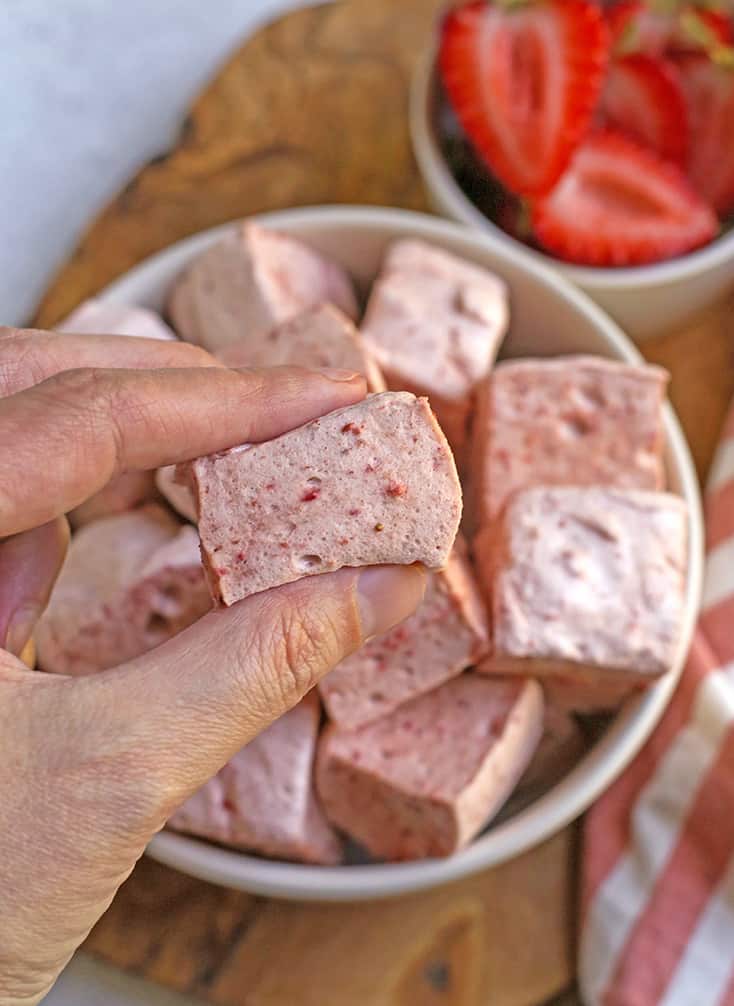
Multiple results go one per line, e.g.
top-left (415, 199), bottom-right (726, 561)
top-left (97, 204), bottom-right (703, 901)
top-left (410, 50), bottom-right (734, 291)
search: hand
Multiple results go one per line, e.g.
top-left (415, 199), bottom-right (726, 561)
top-left (0, 329), bottom-right (426, 1005)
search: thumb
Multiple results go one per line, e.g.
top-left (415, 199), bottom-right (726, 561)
top-left (78, 563), bottom-right (426, 824)
top-left (0, 565), bottom-right (424, 1005)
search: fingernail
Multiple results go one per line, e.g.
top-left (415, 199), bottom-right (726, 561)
top-left (20, 637), bottom-right (36, 669)
top-left (318, 368), bottom-right (362, 382)
top-left (357, 565), bottom-right (426, 641)
top-left (5, 604), bottom-right (40, 657)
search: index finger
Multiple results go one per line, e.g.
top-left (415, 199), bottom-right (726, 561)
top-left (0, 327), bottom-right (221, 397)
top-left (0, 365), bottom-right (365, 536)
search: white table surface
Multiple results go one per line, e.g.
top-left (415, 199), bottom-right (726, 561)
top-left (44, 956), bottom-right (203, 1006)
top-left (1, 0), bottom-right (316, 326)
top-left (3, 3), bottom-right (314, 1003)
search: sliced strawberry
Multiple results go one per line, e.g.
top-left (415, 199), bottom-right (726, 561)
top-left (602, 53), bottom-right (689, 166)
top-left (439, 0), bottom-right (609, 197)
top-left (605, 1), bottom-right (674, 55)
top-left (676, 53), bottom-right (734, 214)
top-left (532, 130), bottom-right (718, 266)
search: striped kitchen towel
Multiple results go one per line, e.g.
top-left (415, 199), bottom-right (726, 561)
top-left (579, 410), bottom-right (734, 1006)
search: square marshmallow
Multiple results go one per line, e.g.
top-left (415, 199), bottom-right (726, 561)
top-left (476, 487), bottom-right (688, 711)
top-left (188, 393), bottom-right (462, 605)
top-left (472, 356), bottom-right (668, 526)
top-left (169, 692), bottom-right (341, 865)
top-left (319, 541), bottom-right (488, 728)
top-left (361, 240), bottom-right (508, 455)
top-left (167, 222), bottom-right (358, 352)
top-left (216, 303), bottom-right (385, 392)
top-left (56, 299), bottom-right (176, 340)
top-left (316, 674), bottom-right (543, 860)
top-left (35, 505), bottom-right (211, 676)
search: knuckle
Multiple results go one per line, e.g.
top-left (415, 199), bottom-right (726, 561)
top-left (257, 591), bottom-right (345, 708)
top-left (0, 331), bottom-right (45, 396)
top-left (46, 367), bottom-right (150, 469)
top-left (45, 366), bottom-right (114, 415)
top-left (235, 367), bottom-right (269, 402)
top-left (281, 611), bottom-right (325, 696)
top-left (50, 366), bottom-right (125, 453)
top-left (273, 609), bottom-right (322, 704)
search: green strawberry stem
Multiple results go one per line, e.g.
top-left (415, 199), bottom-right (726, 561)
top-left (647, 0), bottom-right (684, 13)
top-left (494, 0), bottom-right (531, 11)
top-left (713, 46), bottom-right (734, 69)
top-left (616, 19), bottom-right (641, 56)
top-left (679, 8), bottom-right (734, 64)
top-left (680, 8), bottom-right (722, 49)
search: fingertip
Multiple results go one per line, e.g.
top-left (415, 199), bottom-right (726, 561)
top-left (229, 364), bottom-right (367, 431)
top-left (20, 635), bottom-right (36, 669)
top-left (356, 563), bottom-right (427, 641)
top-left (234, 363), bottom-right (366, 390)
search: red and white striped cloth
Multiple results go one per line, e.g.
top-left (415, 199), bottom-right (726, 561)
top-left (580, 409), bottom-right (734, 1006)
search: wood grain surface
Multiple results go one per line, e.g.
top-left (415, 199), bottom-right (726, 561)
top-left (85, 833), bottom-right (576, 1006)
top-left (33, 0), bottom-right (733, 1003)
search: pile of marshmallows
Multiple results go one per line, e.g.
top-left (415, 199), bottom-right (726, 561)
top-left (36, 223), bottom-right (687, 863)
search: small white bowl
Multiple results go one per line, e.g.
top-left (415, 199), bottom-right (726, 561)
top-left (411, 52), bottom-right (734, 341)
top-left (94, 205), bottom-right (702, 901)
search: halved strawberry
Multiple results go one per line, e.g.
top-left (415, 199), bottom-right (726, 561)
top-left (602, 53), bottom-right (689, 165)
top-left (532, 130), bottom-right (718, 266)
top-left (606, 1), bottom-right (674, 55)
top-left (439, 0), bottom-right (609, 197)
top-left (676, 53), bottom-right (734, 214)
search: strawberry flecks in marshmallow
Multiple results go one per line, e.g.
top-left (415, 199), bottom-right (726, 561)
top-left (320, 542), bottom-right (489, 728)
top-left (35, 506), bottom-right (211, 677)
top-left (472, 356), bottom-right (668, 526)
top-left (185, 392), bottom-right (462, 605)
top-left (316, 675), bottom-right (543, 860)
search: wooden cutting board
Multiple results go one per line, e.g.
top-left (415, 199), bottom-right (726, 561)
top-left (33, 1), bottom-right (734, 1003)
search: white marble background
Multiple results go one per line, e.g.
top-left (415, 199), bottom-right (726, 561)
top-left (1, 0), bottom-right (317, 326)
top-left (3, 3), bottom-right (315, 1003)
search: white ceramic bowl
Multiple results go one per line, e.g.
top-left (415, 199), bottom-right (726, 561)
top-left (93, 205), bottom-right (702, 901)
top-left (411, 52), bottom-right (734, 341)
